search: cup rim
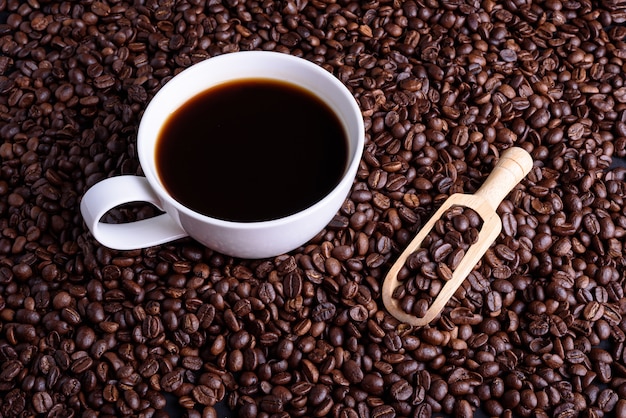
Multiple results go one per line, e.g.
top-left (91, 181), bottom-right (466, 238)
top-left (137, 51), bottom-right (365, 229)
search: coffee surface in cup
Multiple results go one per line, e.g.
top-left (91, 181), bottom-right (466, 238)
top-left (155, 78), bottom-right (348, 222)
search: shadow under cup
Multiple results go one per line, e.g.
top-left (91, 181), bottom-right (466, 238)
top-left (137, 51), bottom-right (365, 258)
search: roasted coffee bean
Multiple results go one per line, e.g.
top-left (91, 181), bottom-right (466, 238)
top-left (390, 379), bottom-right (413, 401)
top-left (343, 359), bottom-right (364, 384)
top-left (192, 385), bottom-right (219, 406)
top-left (32, 391), bottom-right (54, 414)
top-left (259, 395), bottom-right (283, 414)
top-left (361, 373), bottom-right (384, 395)
top-left (161, 370), bottom-right (184, 393)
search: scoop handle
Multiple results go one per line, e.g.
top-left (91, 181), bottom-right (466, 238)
top-left (475, 147), bottom-right (533, 211)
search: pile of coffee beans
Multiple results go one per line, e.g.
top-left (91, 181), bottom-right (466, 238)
top-left (392, 206), bottom-right (483, 319)
top-left (1, 0), bottom-right (626, 417)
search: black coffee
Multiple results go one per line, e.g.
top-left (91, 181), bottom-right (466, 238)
top-left (155, 78), bottom-right (348, 222)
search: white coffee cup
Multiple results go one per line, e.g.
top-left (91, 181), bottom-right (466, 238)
top-left (80, 51), bottom-right (364, 259)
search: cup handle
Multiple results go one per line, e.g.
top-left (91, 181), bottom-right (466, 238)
top-left (80, 176), bottom-right (189, 250)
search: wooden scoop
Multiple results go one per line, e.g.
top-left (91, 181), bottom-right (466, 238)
top-left (382, 147), bottom-right (533, 327)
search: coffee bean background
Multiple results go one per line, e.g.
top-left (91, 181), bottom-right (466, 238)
top-left (1, 0), bottom-right (626, 417)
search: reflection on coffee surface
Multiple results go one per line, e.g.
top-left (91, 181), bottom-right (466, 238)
top-left (156, 78), bottom-right (348, 222)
